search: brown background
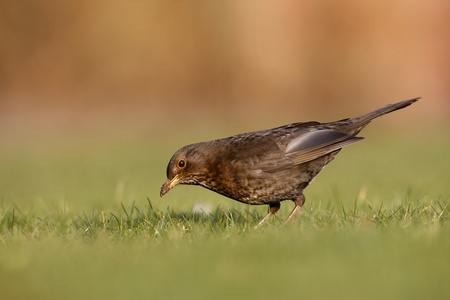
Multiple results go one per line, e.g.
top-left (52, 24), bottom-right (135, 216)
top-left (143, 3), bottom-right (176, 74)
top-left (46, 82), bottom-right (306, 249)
top-left (1, 0), bottom-right (449, 138)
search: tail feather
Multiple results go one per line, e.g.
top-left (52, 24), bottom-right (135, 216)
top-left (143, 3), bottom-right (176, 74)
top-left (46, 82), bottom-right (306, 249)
top-left (355, 97), bottom-right (421, 126)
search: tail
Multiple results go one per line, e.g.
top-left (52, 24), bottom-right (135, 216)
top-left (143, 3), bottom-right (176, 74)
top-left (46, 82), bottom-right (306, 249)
top-left (354, 97), bottom-right (420, 127)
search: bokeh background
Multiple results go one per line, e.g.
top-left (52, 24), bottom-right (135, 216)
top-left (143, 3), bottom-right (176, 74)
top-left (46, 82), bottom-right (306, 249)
top-left (1, 3), bottom-right (450, 299)
top-left (1, 0), bottom-right (449, 141)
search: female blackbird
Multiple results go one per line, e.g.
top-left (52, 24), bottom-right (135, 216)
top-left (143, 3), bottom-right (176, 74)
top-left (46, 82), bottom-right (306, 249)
top-left (161, 98), bottom-right (420, 227)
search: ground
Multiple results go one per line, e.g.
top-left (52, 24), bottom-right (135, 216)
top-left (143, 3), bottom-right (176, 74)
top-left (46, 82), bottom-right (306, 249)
top-left (0, 127), bottom-right (449, 300)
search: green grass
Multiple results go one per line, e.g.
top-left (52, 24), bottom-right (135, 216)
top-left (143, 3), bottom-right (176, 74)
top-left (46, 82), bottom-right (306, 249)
top-left (1, 128), bottom-right (449, 300)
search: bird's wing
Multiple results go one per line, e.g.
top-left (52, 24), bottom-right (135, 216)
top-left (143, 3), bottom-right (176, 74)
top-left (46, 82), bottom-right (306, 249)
top-left (261, 129), bottom-right (363, 173)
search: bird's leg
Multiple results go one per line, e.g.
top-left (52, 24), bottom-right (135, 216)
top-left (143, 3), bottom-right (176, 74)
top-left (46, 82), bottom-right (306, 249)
top-left (255, 203), bottom-right (280, 229)
top-left (284, 194), bottom-right (306, 225)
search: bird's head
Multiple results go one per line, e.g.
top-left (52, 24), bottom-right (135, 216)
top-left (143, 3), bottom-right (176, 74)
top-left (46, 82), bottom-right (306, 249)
top-left (160, 143), bottom-right (209, 197)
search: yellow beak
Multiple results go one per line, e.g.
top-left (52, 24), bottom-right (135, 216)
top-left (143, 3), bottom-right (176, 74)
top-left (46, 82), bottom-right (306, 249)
top-left (160, 174), bottom-right (180, 197)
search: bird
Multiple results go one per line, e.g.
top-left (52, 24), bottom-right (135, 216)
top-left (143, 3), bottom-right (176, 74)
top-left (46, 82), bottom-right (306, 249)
top-left (160, 97), bottom-right (420, 227)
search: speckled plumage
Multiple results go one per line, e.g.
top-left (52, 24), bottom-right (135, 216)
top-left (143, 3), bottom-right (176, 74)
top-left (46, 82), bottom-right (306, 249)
top-left (161, 98), bottom-right (420, 227)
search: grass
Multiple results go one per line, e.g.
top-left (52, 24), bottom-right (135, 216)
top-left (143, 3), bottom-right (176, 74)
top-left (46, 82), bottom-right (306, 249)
top-left (0, 127), bottom-right (449, 300)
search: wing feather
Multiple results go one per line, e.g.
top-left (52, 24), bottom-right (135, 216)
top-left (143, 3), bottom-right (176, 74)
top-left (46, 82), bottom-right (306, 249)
top-left (261, 129), bottom-right (363, 173)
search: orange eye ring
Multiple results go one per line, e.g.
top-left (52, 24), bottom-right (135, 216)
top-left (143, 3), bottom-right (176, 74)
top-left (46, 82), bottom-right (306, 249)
top-left (177, 159), bottom-right (186, 169)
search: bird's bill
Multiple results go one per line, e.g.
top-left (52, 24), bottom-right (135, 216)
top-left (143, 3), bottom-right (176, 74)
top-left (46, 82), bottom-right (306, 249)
top-left (160, 175), bottom-right (180, 197)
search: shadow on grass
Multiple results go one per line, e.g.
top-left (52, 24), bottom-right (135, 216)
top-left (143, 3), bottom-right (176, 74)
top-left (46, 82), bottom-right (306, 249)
top-left (70, 198), bottom-right (263, 239)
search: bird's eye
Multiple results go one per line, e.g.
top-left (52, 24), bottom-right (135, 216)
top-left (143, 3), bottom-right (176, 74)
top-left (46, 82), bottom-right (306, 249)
top-left (177, 159), bottom-right (186, 169)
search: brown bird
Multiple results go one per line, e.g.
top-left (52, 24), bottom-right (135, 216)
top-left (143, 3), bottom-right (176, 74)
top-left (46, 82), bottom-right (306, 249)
top-left (161, 98), bottom-right (420, 227)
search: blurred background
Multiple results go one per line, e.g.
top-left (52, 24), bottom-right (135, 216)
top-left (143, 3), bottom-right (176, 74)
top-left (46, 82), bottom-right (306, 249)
top-left (1, 3), bottom-right (449, 299)
top-left (1, 0), bottom-right (449, 141)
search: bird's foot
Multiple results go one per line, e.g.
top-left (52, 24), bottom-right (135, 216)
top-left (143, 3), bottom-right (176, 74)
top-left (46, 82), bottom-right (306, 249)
top-left (254, 203), bottom-right (280, 229)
